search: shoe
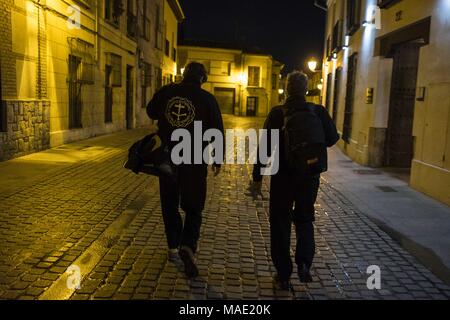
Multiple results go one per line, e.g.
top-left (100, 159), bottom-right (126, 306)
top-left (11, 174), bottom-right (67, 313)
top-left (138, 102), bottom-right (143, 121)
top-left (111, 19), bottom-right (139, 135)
top-left (298, 263), bottom-right (313, 283)
top-left (179, 246), bottom-right (199, 279)
top-left (273, 274), bottom-right (292, 291)
top-left (168, 249), bottom-right (179, 262)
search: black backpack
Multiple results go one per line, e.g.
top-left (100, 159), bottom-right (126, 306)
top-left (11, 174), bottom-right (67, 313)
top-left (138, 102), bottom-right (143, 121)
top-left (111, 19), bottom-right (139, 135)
top-left (282, 103), bottom-right (327, 176)
top-left (124, 133), bottom-right (175, 180)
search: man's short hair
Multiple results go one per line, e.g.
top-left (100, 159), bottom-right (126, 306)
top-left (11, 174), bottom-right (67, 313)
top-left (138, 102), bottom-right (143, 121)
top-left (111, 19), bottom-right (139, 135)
top-left (286, 71), bottom-right (309, 96)
top-left (183, 62), bottom-right (208, 84)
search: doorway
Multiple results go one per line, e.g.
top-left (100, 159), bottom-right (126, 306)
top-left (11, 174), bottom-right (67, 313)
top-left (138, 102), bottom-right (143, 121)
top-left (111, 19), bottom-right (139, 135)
top-left (246, 97), bottom-right (258, 117)
top-left (386, 42), bottom-right (421, 168)
top-left (68, 55), bottom-right (82, 129)
top-left (214, 88), bottom-right (235, 115)
top-left (126, 65), bottom-right (134, 130)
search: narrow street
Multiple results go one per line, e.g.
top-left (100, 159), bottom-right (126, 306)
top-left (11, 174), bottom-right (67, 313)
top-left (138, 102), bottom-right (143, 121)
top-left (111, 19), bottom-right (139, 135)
top-left (0, 116), bottom-right (449, 300)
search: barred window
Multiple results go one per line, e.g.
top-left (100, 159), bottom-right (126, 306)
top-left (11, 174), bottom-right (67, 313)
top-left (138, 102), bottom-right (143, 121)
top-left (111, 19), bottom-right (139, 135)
top-left (106, 53), bottom-right (122, 87)
top-left (142, 0), bottom-right (151, 41)
top-left (248, 66), bottom-right (261, 87)
top-left (142, 62), bottom-right (152, 87)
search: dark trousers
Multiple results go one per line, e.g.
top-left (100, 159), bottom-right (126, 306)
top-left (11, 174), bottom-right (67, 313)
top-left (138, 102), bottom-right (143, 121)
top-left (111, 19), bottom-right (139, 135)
top-left (159, 165), bottom-right (208, 253)
top-left (269, 173), bottom-right (320, 281)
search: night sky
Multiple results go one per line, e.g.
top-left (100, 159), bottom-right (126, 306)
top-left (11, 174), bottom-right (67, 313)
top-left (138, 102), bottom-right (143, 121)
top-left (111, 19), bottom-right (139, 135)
top-left (178, 0), bottom-right (327, 74)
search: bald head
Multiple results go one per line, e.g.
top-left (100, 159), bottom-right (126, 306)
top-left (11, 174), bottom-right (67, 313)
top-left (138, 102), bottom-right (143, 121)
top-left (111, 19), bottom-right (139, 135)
top-left (286, 71), bottom-right (309, 97)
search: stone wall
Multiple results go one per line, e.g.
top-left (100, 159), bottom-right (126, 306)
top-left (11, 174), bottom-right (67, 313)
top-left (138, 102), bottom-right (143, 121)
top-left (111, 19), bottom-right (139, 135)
top-left (0, 100), bottom-right (50, 161)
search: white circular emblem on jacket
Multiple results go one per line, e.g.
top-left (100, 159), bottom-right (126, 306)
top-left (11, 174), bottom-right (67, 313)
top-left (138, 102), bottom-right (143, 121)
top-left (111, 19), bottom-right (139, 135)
top-left (165, 97), bottom-right (196, 128)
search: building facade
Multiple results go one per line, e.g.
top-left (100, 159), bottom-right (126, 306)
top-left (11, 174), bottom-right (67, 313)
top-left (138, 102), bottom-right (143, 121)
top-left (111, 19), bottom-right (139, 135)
top-left (0, 0), bottom-right (184, 161)
top-left (323, 0), bottom-right (450, 205)
top-left (177, 45), bottom-right (284, 117)
top-left (162, 0), bottom-right (183, 86)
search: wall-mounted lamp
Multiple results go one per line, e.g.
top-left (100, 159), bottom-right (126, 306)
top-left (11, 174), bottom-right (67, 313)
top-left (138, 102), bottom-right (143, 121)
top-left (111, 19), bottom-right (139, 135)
top-left (317, 84), bottom-right (323, 91)
top-left (308, 60), bottom-right (318, 72)
top-left (278, 88), bottom-right (285, 95)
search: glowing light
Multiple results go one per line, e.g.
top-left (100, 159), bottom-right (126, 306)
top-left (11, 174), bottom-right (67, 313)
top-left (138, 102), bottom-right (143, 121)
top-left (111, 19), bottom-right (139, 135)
top-left (278, 89), bottom-right (284, 95)
top-left (308, 60), bottom-right (318, 72)
top-left (238, 72), bottom-right (247, 86)
top-left (180, 67), bottom-right (185, 75)
top-left (317, 84), bottom-right (323, 91)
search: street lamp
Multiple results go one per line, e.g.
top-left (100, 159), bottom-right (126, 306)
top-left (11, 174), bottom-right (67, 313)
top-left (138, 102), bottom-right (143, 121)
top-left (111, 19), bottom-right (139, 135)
top-left (308, 60), bottom-right (318, 72)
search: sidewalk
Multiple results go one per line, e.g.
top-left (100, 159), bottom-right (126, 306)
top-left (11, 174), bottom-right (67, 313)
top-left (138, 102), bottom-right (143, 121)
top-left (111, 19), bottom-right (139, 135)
top-left (324, 147), bottom-right (450, 284)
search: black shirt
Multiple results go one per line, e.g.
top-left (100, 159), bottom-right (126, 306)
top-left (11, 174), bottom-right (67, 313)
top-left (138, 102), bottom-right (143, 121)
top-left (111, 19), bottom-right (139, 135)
top-left (147, 80), bottom-right (225, 166)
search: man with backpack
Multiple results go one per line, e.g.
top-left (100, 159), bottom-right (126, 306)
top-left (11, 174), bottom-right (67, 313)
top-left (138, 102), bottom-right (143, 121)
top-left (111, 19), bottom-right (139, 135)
top-left (147, 62), bottom-right (224, 279)
top-left (250, 71), bottom-right (339, 289)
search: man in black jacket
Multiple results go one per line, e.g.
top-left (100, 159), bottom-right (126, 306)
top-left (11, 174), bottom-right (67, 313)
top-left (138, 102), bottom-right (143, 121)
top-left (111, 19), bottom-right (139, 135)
top-left (251, 71), bottom-right (339, 289)
top-left (147, 62), bottom-right (224, 278)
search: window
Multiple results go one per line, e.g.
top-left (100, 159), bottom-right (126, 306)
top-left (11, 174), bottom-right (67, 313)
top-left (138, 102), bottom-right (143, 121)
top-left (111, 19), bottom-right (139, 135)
top-left (105, 0), bottom-right (122, 26)
top-left (141, 62), bottom-right (151, 110)
top-left (68, 55), bottom-right (83, 129)
top-left (325, 73), bottom-right (333, 111)
top-left (272, 74), bottom-right (277, 90)
top-left (347, 0), bottom-right (361, 36)
top-left (155, 4), bottom-right (163, 49)
top-left (248, 66), bottom-right (260, 87)
top-left (127, 0), bottom-right (137, 39)
top-left (106, 53), bottom-right (122, 87)
top-left (332, 20), bottom-right (344, 53)
top-left (172, 48), bottom-right (177, 62)
top-left (221, 62), bottom-right (231, 76)
top-left (155, 67), bottom-right (163, 90)
top-left (165, 39), bottom-right (170, 57)
top-left (333, 67), bottom-right (342, 123)
top-left (142, 0), bottom-right (151, 41)
top-left (105, 65), bottom-right (113, 123)
top-left (343, 53), bottom-right (358, 143)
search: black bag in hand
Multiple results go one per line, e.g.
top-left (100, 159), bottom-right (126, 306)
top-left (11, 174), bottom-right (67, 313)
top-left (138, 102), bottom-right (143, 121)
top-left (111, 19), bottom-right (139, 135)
top-left (124, 133), bottom-right (175, 179)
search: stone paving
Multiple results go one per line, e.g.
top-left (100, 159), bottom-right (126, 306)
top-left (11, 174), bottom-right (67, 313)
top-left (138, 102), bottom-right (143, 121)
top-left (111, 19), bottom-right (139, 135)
top-left (0, 116), bottom-right (449, 300)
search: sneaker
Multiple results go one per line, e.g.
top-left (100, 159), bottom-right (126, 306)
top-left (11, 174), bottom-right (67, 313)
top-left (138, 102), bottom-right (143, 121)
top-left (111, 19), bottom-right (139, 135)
top-left (273, 274), bottom-right (292, 291)
top-left (179, 246), bottom-right (199, 279)
top-left (298, 263), bottom-right (313, 283)
top-left (168, 249), bottom-right (179, 262)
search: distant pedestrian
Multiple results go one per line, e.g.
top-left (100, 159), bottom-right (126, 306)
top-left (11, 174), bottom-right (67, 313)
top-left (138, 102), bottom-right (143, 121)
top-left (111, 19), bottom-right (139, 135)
top-left (250, 71), bottom-right (339, 289)
top-left (147, 62), bottom-right (224, 278)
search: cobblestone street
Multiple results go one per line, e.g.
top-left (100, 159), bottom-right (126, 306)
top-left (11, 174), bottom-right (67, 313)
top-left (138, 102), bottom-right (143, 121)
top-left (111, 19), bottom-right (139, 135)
top-left (0, 116), bottom-right (449, 300)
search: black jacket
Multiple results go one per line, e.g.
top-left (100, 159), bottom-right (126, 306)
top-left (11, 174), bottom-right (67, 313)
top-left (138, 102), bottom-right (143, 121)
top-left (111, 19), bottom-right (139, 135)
top-left (147, 81), bottom-right (224, 166)
top-left (253, 95), bottom-right (340, 182)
